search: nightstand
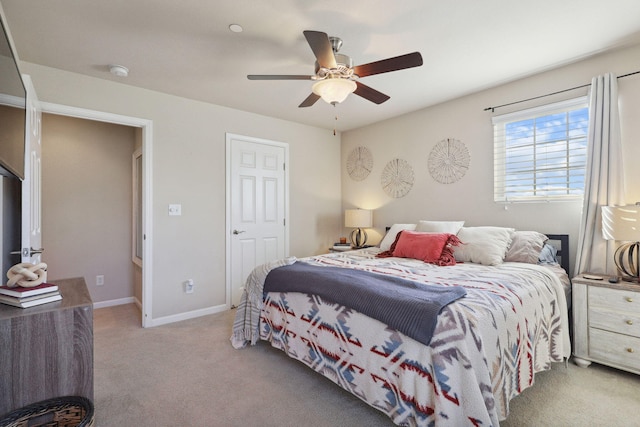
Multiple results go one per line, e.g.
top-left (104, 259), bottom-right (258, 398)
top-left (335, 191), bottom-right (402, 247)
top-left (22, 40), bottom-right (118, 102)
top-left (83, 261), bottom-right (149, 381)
top-left (572, 274), bottom-right (640, 374)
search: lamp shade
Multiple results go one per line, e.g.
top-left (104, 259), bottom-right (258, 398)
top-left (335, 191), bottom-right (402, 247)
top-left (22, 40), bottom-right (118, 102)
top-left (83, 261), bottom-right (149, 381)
top-left (312, 78), bottom-right (356, 105)
top-left (345, 209), bottom-right (372, 228)
top-left (602, 205), bottom-right (640, 241)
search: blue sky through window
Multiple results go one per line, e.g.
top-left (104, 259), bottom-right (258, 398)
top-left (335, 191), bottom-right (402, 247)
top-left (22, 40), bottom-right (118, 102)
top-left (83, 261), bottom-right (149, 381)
top-left (502, 106), bottom-right (588, 199)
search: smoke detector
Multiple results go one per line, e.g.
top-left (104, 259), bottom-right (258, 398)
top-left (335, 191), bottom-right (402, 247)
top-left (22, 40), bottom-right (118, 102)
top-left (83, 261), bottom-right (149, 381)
top-left (109, 64), bottom-right (129, 77)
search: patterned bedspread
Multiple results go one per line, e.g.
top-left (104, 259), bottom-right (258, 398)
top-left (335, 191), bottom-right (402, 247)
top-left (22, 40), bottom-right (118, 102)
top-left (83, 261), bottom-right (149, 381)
top-left (235, 248), bottom-right (571, 426)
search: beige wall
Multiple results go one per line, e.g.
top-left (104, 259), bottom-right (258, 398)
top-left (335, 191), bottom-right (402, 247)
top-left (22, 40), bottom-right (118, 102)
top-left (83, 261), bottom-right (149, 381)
top-left (41, 113), bottom-right (136, 302)
top-left (342, 43), bottom-right (640, 276)
top-left (22, 62), bottom-right (342, 320)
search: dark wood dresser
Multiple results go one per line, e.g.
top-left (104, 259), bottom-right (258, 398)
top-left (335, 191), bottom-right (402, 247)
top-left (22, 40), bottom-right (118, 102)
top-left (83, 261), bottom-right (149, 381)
top-left (0, 277), bottom-right (93, 415)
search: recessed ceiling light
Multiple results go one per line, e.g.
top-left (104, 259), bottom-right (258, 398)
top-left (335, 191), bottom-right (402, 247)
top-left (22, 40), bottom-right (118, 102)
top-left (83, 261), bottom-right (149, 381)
top-left (229, 24), bottom-right (243, 33)
top-left (109, 64), bottom-right (129, 77)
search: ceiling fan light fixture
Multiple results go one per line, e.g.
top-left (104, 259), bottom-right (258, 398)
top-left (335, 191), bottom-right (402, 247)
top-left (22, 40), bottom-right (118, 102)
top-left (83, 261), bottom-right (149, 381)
top-left (312, 78), bottom-right (356, 105)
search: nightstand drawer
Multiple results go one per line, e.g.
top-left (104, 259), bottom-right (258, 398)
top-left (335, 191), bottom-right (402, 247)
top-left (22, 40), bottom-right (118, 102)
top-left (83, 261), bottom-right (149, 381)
top-left (590, 328), bottom-right (640, 371)
top-left (589, 285), bottom-right (640, 312)
top-left (590, 309), bottom-right (640, 338)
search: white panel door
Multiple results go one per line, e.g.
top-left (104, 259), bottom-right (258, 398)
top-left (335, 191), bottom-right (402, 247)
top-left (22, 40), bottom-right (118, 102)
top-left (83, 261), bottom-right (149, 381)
top-left (21, 75), bottom-right (43, 264)
top-left (228, 134), bottom-right (288, 307)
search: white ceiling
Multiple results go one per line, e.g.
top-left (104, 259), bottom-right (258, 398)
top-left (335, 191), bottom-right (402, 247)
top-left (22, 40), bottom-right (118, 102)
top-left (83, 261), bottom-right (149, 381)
top-left (3, 0), bottom-right (640, 131)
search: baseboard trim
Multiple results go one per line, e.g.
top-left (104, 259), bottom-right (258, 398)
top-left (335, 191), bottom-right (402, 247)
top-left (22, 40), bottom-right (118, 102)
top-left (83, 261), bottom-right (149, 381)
top-left (93, 298), bottom-right (228, 326)
top-left (93, 297), bottom-right (136, 309)
top-left (145, 304), bottom-right (228, 327)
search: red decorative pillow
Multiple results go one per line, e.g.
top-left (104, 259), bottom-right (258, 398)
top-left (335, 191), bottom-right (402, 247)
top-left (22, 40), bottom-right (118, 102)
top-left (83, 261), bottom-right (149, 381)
top-left (376, 230), bottom-right (405, 258)
top-left (437, 234), bottom-right (462, 266)
top-left (377, 231), bottom-right (461, 265)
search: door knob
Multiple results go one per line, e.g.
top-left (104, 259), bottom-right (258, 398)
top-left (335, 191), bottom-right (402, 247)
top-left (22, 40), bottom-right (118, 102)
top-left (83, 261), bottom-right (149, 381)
top-left (10, 248), bottom-right (45, 256)
top-left (233, 230), bottom-right (246, 235)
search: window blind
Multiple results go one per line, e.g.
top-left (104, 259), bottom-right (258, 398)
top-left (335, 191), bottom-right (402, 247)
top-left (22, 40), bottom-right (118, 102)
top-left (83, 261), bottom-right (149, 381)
top-left (493, 97), bottom-right (589, 202)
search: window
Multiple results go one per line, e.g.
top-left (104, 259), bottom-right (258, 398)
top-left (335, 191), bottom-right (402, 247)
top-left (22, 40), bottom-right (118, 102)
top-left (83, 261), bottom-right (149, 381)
top-left (493, 97), bottom-right (589, 202)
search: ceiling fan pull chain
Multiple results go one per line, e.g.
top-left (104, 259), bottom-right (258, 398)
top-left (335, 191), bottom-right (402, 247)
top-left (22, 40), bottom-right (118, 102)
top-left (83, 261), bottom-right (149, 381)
top-left (334, 112), bottom-right (338, 136)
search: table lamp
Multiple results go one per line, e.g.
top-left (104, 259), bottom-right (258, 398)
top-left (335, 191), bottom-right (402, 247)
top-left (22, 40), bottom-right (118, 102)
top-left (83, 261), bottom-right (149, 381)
top-left (345, 209), bottom-right (372, 248)
top-left (601, 204), bottom-right (640, 282)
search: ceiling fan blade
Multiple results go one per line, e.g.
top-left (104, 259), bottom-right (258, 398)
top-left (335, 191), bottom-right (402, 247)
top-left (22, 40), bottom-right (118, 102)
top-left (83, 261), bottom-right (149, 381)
top-left (352, 52), bottom-right (423, 78)
top-left (299, 93), bottom-right (321, 108)
top-left (303, 30), bottom-right (337, 69)
top-left (247, 75), bottom-right (313, 80)
top-left (354, 82), bottom-right (390, 104)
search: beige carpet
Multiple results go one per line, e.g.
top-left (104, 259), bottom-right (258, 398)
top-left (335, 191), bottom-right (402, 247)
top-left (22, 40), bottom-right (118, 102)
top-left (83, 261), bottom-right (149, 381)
top-left (94, 304), bottom-right (640, 426)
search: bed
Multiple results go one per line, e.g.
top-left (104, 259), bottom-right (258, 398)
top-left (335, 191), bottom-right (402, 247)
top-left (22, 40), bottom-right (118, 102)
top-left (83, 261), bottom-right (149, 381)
top-left (231, 224), bottom-right (571, 426)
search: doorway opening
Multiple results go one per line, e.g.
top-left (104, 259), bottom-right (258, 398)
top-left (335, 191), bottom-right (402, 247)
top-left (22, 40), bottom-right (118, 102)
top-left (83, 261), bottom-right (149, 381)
top-left (39, 101), bottom-right (153, 327)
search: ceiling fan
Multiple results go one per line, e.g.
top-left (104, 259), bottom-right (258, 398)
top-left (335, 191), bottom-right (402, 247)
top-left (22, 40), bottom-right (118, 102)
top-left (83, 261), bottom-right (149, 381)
top-left (248, 30), bottom-right (423, 108)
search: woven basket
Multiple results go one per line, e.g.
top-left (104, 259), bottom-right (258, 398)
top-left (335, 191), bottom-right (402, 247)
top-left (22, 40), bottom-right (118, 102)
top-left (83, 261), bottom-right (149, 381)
top-left (0, 396), bottom-right (94, 427)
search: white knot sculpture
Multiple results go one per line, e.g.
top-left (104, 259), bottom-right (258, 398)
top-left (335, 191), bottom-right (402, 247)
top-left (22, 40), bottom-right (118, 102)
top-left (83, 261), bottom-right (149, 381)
top-left (6, 262), bottom-right (48, 288)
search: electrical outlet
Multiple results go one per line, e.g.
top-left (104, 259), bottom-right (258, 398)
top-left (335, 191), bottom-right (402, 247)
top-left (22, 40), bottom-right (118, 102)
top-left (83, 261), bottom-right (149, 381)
top-left (168, 204), bottom-right (182, 216)
top-left (96, 275), bottom-right (104, 286)
top-left (184, 279), bottom-right (194, 294)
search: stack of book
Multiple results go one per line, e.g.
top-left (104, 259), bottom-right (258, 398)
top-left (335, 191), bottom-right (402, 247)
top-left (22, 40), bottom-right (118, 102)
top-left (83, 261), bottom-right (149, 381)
top-left (331, 242), bottom-right (352, 251)
top-left (0, 282), bottom-right (61, 308)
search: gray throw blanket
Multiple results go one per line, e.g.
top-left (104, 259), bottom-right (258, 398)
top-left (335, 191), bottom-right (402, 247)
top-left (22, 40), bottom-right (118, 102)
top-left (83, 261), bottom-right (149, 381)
top-left (230, 256), bottom-right (297, 349)
top-left (264, 261), bottom-right (467, 346)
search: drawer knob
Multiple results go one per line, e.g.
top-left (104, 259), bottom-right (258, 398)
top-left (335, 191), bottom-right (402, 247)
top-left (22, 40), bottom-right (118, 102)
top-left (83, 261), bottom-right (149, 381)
top-left (627, 320), bottom-right (634, 325)
top-left (626, 297), bottom-right (634, 303)
top-left (627, 348), bottom-right (635, 353)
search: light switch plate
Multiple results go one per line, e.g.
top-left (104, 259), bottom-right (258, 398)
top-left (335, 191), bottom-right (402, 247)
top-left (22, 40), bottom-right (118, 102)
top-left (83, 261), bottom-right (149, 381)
top-left (168, 204), bottom-right (182, 216)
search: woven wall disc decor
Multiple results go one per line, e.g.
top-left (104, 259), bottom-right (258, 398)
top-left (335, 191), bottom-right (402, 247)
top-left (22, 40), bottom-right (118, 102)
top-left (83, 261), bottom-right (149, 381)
top-left (346, 146), bottom-right (373, 181)
top-left (428, 138), bottom-right (470, 184)
top-left (381, 158), bottom-right (414, 198)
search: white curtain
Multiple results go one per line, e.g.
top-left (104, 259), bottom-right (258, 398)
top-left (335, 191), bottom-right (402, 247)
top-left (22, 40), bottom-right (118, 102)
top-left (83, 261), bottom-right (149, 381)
top-left (575, 73), bottom-right (625, 276)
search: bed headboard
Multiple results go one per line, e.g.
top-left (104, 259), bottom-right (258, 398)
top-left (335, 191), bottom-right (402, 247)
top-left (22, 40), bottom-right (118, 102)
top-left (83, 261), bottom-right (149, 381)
top-left (545, 234), bottom-right (570, 275)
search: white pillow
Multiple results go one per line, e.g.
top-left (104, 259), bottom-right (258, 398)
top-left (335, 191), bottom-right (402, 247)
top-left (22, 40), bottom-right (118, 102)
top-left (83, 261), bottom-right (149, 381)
top-left (415, 220), bottom-right (465, 234)
top-left (454, 226), bottom-right (515, 266)
top-left (505, 231), bottom-right (548, 264)
top-left (379, 223), bottom-right (416, 251)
